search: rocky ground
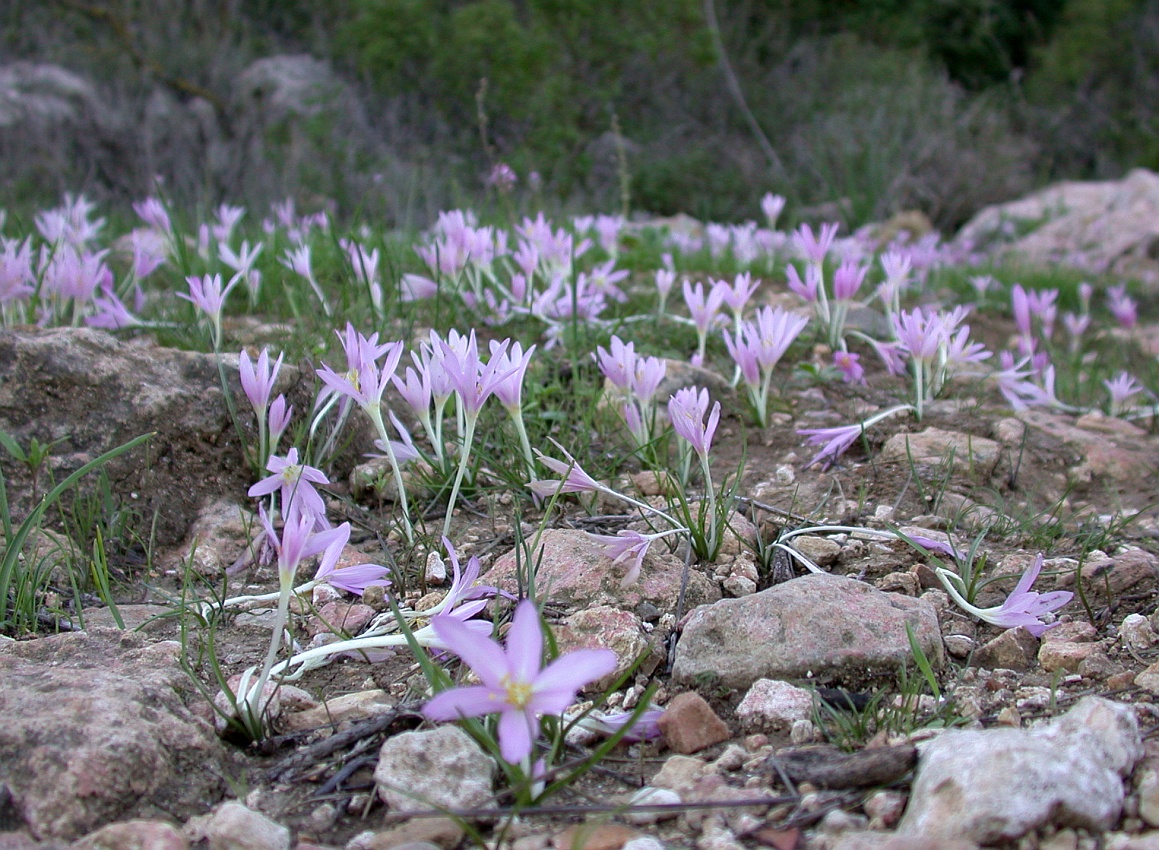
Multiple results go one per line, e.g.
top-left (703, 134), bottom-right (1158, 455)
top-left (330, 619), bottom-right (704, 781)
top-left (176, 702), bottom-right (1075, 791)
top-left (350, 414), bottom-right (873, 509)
top-left (0, 302), bottom-right (1158, 850)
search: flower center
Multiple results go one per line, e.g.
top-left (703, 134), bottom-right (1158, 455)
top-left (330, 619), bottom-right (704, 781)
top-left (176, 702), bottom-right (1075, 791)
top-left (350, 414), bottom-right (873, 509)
top-left (281, 464), bottom-right (302, 484)
top-left (501, 676), bottom-right (533, 709)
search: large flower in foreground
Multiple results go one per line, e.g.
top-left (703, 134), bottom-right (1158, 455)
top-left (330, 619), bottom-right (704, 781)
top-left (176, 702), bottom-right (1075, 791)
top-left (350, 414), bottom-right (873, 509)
top-left (424, 599), bottom-right (617, 764)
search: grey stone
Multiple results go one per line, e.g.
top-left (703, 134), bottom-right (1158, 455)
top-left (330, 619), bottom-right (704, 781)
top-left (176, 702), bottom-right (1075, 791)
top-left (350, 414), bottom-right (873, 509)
top-left (898, 696), bottom-right (1143, 843)
top-left (953, 168), bottom-right (1159, 289)
top-left (485, 528), bottom-right (719, 613)
top-left (673, 574), bottom-right (943, 689)
top-left (183, 801), bottom-right (289, 850)
top-left (0, 630), bottom-right (226, 840)
top-left (735, 679), bottom-right (814, 731)
top-left (374, 726), bottom-right (494, 814)
top-left (879, 428), bottom-right (1001, 477)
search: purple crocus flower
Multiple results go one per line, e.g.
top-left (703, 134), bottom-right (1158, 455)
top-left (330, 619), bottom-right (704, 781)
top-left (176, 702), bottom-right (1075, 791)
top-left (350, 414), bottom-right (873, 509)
top-left (85, 291), bottom-right (140, 329)
top-left (423, 599), bottom-right (617, 764)
top-left (1104, 372), bottom-right (1144, 416)
top-left (311, 521), bottom-right (391, 596)
top-left (798, 423), bottom-right (864, 470)
top-left (528, 444), bottom-right (603, 498)
top-left (683, 280), bottom-right (726, 337)
top-left (596, 336), bottom-right (637, 390)
top-left (794, 222), bottom-right (839, 265)
top-left (833, 351), bottom-right (865, 385)
top-left (589, 530), bottom-right (653, 587)
top-left (937, 554), bottom-right (1071, 637)
top-left (248, 447), bottom-right (330, 528)
top-left (268, 395), bottom-right (292, 451)
top-left (1107, 284), bottom-right (1137, 329)
top-left (668, 387), bottom-right (720, 458)
top-left (239, 348), bottom-right (284, 420)
top-left (831, 260), bottom-right (868, 301)
top-left (489, 340), bottom-right (535, 412)
top-left (587, 706), bottom-right (665, 742)
top-left (785, 264), bottom-right (820, 303)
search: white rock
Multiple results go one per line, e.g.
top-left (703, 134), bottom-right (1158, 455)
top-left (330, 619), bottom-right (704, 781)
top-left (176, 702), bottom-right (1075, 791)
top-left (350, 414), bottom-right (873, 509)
top-left (898, 696), bottom-right (1143, 843)
top-left (1121, 613), bottom-right (1158, 651)
top-left (624, 787), bottom-right (681, 824)
top-left (623, 838), bottom-right (667, 850)
top-left (184, 800), bottom-right (290, 850)
top-left (374, 725), bottom-right (494, 814)
top-left (735, 679), bottom-right (814, 730)
top-left (425, 550), bottom-right (447, 585)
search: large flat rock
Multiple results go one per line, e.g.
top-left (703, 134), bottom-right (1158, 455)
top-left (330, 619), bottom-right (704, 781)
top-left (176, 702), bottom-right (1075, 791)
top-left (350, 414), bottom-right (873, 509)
top-left (672, 573), bottom-right (943, 689)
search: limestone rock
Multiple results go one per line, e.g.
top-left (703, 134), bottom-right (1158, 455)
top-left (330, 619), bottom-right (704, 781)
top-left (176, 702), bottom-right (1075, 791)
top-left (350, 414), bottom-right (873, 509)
top-left (0, 629), bottom-right (226, 840)
top-left (953, 168), bottom-right (1159, 288)
top-left (0, 328), bottom-right (303, 547)
top-left (879, 428), bottom-right (1001, 477)
top-left (673, 574), bottom-right (943, 689)
top-left (485, 528), bottom-right (719, 612)
top-left (184, 801), bottom-right (289, 850)
top-left (374, 726), bottom-right (494, 814)
top-left (735, 680), bottom-right (814, 731)
top-left (972, 627), bottom-right (1039, 671)
top-left (71, 819), bottom-right (188, 850)
top-left (898, 696), bottom-right (1143, 843)
top-left (554, 606), bottom-right (661, 691)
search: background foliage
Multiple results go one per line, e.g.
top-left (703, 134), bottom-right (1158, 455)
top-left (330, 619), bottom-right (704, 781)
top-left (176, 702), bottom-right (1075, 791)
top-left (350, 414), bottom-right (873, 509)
top-left (0, 0), bottom-right (1156, 230)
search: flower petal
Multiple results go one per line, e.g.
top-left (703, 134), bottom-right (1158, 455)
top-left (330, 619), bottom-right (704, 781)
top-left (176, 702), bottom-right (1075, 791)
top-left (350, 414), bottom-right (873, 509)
top-left (506, 600), bottom-right (544, 683)
top-left (430, 614), bottom-right (507, 689)
top-left (533, 648), bottom-right (617, 711)
top-left (423, 685), bottom-right (498, 722)
top-left (497, 707), bottom-right (536, 764)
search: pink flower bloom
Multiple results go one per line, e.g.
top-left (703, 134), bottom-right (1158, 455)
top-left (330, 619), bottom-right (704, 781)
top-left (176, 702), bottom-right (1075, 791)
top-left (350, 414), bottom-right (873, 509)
top-left (831, 260), bottom-right (867, 301)
top-left (760, 193), bottom-right (786, 228)
top-left (753, 306), bottom-right (809, 369)
top-left (248, 447), bottom-right (330, 527)
top-left (630, 355), bottom-right (667, 405)
top-left (423, 599), bottom-right (617, 763)
top-left (785, 264), bottom-right (820, 303)
top-left (1107, 284), bottom-right (1137, 329)
top-left (133, 197), bottom-right (171, 232)
top-left (668, 387), bottom-right (720, 457)
top-left (489, 340), bottom-right (535, 412)
top-left (948, 554), bottom-right (1071, 637)
top-left (85, 292), bottom-right (140, 329)
top-left (588, 707), bottom-right (665, 742)
top-left (258, 507), bottom-right (342, 583)
top-left (715, 273), bottom-right (759, 315)
top-left (589, 529), bottom-right (655, 586)
top-left (218, 240), bottom-right (263, 279)
top-left (1104, 372), bottom-right (1144, 415)
top-left (682, 280), bottom-right (725, 337)
top-left (400, 273), bottom-right (438, 302)
top-left (833, 350), bottom-right (865, 384)
top-left (0, 238), bottom-right (34, 304)
top-left (439, 331), bottom-right (515, 416)
top-left (316, 325), bottom-right (403, 413)
top-left (528, 444), bottom-right (603, 499)
top-left (596, 336), bottom-right (637, 389)
top-left (794, 222), bottom-right (839, 265)
top-left (798, 422), bottom-right (863, 469)
top-left (891, 308), bottom-right (943, 362)
top-left (239, 348), bottom-right (284, 419)
top-left (179, 272), bottom-right (239, 324)
top-left (268, 395), bottom-right (292, 448)
top-left (309, 521), bottom-right (391, 596)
